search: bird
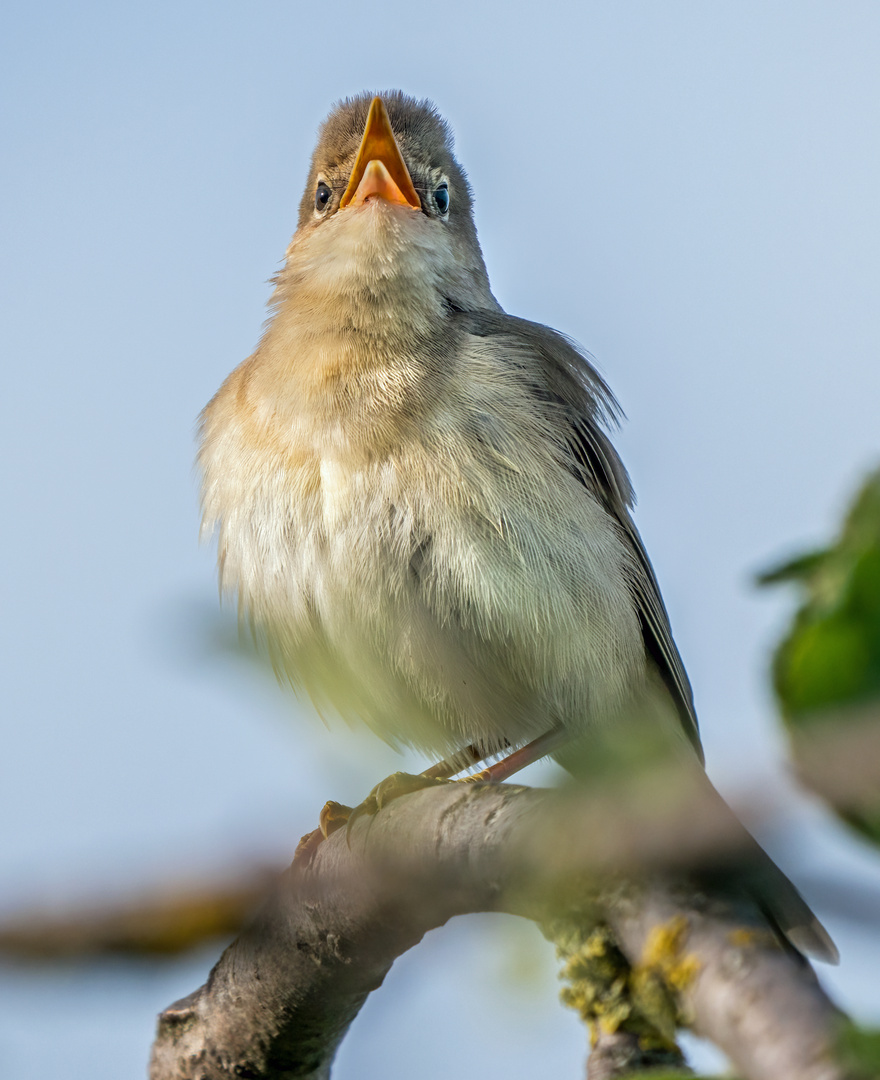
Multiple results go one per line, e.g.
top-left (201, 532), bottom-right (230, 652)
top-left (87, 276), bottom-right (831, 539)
top-left (198, 91), bottom-right (837, 963)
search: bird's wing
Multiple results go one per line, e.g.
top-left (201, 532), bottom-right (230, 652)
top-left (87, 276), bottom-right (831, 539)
top-left (449, 310), bottom-right (844, 964)
top-left (455, 308), bottom-right (703, 762)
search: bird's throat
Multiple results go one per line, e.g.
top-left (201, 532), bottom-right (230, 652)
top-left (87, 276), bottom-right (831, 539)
top-left (268, 204), bottom-right (452, 374)
top-left (248, 208), bottom-right (458, 450)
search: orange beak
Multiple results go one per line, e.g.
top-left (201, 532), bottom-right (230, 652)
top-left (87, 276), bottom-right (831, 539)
top-left (339, 97), bottom-right (421, 211)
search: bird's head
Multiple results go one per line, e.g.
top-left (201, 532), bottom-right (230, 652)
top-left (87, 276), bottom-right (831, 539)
top-left (279, 92), bottom-right (497, 319)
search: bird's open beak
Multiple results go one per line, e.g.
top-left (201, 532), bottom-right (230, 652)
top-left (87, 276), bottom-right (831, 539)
top-left (339, 97), bottom-right (421, 211)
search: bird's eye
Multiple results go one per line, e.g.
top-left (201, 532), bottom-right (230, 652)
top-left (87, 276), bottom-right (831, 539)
top-left (315, 182), bottom-right (332, 212)
top-left (434, 183), bottom-right (450, 215)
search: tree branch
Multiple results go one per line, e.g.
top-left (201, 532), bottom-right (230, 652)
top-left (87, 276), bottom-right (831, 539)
top-left (605, 881), bottom-right (844, 1080)
top-left (149, 780), bottom-right (847, 1080)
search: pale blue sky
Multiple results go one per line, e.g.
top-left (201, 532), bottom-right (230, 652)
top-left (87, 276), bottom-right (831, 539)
top-left (2, 2), bottom-right (880, 1076)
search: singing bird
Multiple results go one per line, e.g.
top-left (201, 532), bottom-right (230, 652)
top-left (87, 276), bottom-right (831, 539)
top-left (199, 92), bottom-right (836, 962)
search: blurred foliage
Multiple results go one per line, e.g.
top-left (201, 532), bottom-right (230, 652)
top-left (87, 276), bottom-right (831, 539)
top-left (838, 1019), bottom-right (880, 1080)
top-left (759, 466), bottom-right (880, 843)
top-left (756, 468), bottom-right (880, 1080)
top-left (759, 467), bottom-right (880, 718)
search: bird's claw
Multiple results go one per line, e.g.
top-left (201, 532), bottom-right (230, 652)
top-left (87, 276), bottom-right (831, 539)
top-left (318, 799), bottom-right (352, 838)
top-left (298, 771), bottom-right (479, 860)
top-left (343, 771), bottom-right (451, 844)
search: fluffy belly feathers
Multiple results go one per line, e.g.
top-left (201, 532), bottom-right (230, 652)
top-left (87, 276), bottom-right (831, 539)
top-left (201, 400), bottom-right (647, 756)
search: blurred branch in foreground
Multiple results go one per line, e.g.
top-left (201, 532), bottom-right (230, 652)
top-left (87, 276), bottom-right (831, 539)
top-left (0, 870), bottom-right (277, 958)
top-left (5, 706), bottom-right (880, 962)
top-left (148, 778), bottom-right (846, 1080)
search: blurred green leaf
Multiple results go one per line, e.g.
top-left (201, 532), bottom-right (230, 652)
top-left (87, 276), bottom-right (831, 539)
top-left (755, 548), bottom-right (828, 586)
top-left (759, 467), bottom-right (880, 843)
top-left (838, 1020), bottom-right (880, 1080)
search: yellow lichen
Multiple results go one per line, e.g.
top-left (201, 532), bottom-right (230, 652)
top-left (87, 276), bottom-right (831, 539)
top-left (640, 915), bottom-right (702, 992)
top-left (559, 925), bottom-right (633, 1036)
top-left (556, 924), bottom-right (680, 1052)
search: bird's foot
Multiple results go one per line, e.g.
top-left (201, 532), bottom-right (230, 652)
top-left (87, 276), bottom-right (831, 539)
top-left (293, 731), bottom-right (565, 865)
top-left (293, 773), bottom-right (455, 865)
top-left (344, 771), bottom-right (452, 840)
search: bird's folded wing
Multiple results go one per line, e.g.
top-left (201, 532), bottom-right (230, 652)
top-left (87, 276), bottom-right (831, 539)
top-left (455, 308), bottom-right (702, 761)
